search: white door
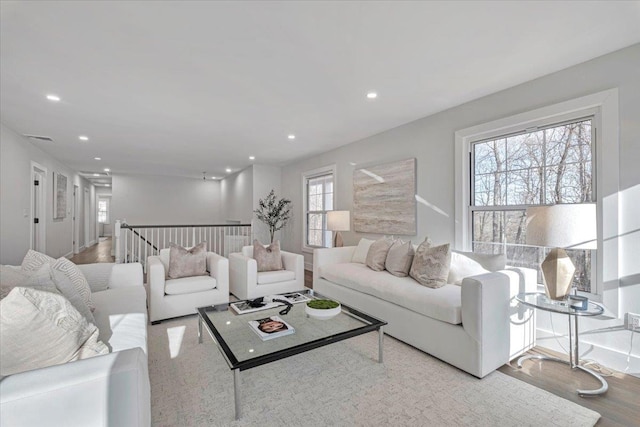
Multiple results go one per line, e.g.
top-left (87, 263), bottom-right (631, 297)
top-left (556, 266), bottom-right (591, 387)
top-left (31, 166), bottom-right (46, 252)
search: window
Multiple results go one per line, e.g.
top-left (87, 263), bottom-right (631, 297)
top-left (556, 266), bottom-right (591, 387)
top-left (98, 199), bottom-right (110, 224)
top-left (303, 166), bottom-right (335, 251)
top-left (471, 118), bottom-right (595, 292)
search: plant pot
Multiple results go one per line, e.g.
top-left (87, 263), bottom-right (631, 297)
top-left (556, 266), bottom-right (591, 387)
top-left (305, 302), bottom-right (341, 320)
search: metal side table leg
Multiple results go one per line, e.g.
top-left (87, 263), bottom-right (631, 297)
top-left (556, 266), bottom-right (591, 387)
top-left (378, 326), bottom-right (384, 363)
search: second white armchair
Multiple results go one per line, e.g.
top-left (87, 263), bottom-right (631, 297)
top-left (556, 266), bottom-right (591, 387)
top-left (229, 245), bottom-right (304, 300)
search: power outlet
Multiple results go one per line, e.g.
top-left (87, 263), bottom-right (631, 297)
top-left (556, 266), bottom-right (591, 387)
top-left (625, 313), bottom-right (640, 331)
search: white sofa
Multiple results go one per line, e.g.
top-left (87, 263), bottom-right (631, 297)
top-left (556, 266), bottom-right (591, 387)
top-left (147, 248), bottom-right (229, 323)
top-left (0, 262), bottom-right (150, 427)
top-left (313, 246), bottom-right (537, 378)
top-left (229, 245), bottom-right (304, 300)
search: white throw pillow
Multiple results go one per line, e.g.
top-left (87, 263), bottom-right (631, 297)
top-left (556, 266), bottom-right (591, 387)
top-left (0, 287), bottom-right (109, 376)
top-left (52, 257), bottom-right (94, 311)
top-left (448, 252), bottom-right (490, 285)
top-left (351, 238), bottom-right (374, 264)
top-left (0, 264), bottom-right (58, 300)
top-left (20, 249), bottom-right (55, 273)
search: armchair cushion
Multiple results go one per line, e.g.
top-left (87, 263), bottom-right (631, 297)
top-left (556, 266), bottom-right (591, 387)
top-left (168, 242), bottom-right (207, 279)
top-left (257, 270), bottom-right (295, 285)
top-left (253, 240), bottom-right (283, 272)
top-left (164, 276), bottom-right (217, 295)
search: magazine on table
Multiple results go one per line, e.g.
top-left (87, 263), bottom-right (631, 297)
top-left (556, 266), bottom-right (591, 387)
top-left (230, 292), bottom-right (312, 314)
top-left (248, 316), bottom-right (295, 341)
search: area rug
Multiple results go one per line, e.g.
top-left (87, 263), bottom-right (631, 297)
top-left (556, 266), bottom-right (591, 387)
top-left (149, 316), bottom-right (600, 426)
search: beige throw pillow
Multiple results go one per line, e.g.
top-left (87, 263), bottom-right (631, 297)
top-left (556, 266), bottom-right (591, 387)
top-left (0, 287), bottom-right (109, 376)
top-left (365, 238), bottom-right (394, 272)
top-left (52, 257), bottom-right (94, 311)
top-left (253, 240), bottom-right (283, 272)
top-left (168, 242), bottom-right (207, 279)
top-left (410, 240), bottom-right (451, 288)
top-left (20, 249), bottom-right (55, 273)
top-left (1, 264), bottom-right (58, 300)
top-left (385, 240), bottom-right (414, 277)
top-left (351, 238), bottom-right (375, 264)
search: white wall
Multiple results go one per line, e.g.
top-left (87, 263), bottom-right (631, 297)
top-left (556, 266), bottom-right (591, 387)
top-left (0, 123), bottom-right (96, 264)
top-left (110, 173), bottom-right (222, 225)
top-left (220, 167), bottom-right (253, 224)
top-left (281, 44), bottom-right (640, 374)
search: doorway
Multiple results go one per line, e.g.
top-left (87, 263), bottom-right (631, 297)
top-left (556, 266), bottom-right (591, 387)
top-left (72, 185), bottom-right (79, 254)
top-left (84, 187), bottom-right (91, 247)
top-left (30, 162), bottom-right (47, 252)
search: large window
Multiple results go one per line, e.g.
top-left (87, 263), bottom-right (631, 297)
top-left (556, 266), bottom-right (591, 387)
top-left (98, 199), bottom-right (110, 224)
top-left (471, 118), bottom-right (595, 292)
top-left (303, 167), bottom-right (335, 250)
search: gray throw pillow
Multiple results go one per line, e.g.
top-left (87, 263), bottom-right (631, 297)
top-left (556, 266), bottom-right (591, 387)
top-left (168, 242), bottom-right (207, 279)
top-left (385, 239), bottom-right (414, 277)
top-left (50, 268), bottom-right (95, 324)
top-left (253, 240), bottom-right (283, 272)
top-left (410, 240), bottom-right (451, 289)
top-left (365, 238), bottom-right (394, 272)
top-left (1, 264), bottom-right (58, 300)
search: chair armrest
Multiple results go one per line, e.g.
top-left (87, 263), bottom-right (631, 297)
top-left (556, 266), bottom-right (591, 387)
top-left (147, 257), bottom-right (166, 321)
top-left (229, 253), bottom-right (257, 300)
top-left (0, 348), bottom-right (150, 427)
top-left (281, 251), bottom-right (304, 281)
top-left (207, 252), bottom-right (229, 296)
top-left (108, 263), bottom-right (143, 289)
top-left (312, 247), bottom-right (356, 285)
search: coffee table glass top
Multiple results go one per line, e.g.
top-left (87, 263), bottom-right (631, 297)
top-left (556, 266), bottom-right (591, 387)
top-left (516, 292), bottom-right (604, 317)
top-left (197, 290), bottom-right (386, 371)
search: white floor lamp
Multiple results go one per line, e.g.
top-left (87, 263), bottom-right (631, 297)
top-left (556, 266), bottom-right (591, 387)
top-left (327, 210), bottom-right (350, 248)
top-left (526, 204), bottom-right (596, 300)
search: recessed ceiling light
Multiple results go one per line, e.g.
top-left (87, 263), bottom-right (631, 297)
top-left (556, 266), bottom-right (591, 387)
top-left (106, 184), bottom-right (111, 187)
top-left (225, 168), bottom-right (232, 173)
top-left (94, 157), bottom-right (101, 160)
top-left (93, 173), bottom-right (100, 177)
top-left (78, 135), bottom-right (89, 141)
top-left (366, 92), bottom-right (378, 99)
top-left (211, 176), bottom-right (217, 180)
top-left (46, 94), bottom-right (61, 102)
top-left (288, 134), bottom-right (295, 140)
top-left (249, 156), bottom-right (255, 160)
top-left (104, 168), bottom-right (110, 172)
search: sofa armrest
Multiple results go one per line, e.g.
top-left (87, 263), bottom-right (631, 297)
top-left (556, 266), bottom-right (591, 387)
top-left (207, 252), bottom-right (229, 296)
top-left (0, 348), bottom-right (150, 427)
top-left (281, 251), bottom-right (304, 282)
top-left (229, 253), bottom-right (257, 300)
top-left (312, 247), bottom-right (356, 285)
top-left (108, 263), bottom-right (143, 289)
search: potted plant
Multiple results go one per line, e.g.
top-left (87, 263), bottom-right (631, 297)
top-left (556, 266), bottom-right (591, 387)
top-left (254, 189), bottom-right (292, 243)
top-left (305, 299), bottom-right (341, 320)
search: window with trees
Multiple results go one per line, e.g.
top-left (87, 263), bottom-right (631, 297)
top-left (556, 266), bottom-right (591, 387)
top-left (304, 170), bottom-right (334, 249)
top-left (471, 117), bottom-right (595, 292)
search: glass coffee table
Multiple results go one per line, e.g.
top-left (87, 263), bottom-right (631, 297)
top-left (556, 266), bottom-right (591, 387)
top-left (196, 289), bottom-right (386, 420)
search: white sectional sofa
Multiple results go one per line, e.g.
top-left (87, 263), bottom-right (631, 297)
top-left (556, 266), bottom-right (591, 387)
top-left (313, 246), bottom-right (537, 378)
top-left (0, 262), bottom-right (150, 427)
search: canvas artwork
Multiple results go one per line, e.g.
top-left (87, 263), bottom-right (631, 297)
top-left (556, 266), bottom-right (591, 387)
top-left (53, 172), bottom-right (68, 219)
top-left (353, 158), bottom-right (416, 235)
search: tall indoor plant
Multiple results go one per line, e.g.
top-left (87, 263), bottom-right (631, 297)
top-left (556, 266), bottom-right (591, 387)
top-left (254, 189), bottom-right (292, 243)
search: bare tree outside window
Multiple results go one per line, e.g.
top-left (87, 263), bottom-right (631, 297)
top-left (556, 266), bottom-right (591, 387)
top-left (471, 118), bottom-right (594, 292)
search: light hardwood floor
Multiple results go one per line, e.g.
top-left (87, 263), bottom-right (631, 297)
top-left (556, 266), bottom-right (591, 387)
top-left (69, 237), bottom-right (115, 264)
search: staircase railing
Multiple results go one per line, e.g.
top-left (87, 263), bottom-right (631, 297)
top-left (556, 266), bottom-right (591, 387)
top-left (114, 220), bottom-right (252, 270)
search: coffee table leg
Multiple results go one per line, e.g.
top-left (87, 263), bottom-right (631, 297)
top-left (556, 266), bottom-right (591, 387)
top-left (378, 326), bottom-right (384, 363)
top-left (198, 316), bottom-right (203, 344)
top-left (234, 369), bottom-right (241, 420)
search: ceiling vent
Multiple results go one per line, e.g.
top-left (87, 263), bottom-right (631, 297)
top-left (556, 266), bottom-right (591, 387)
top-left (23, 134), bottom-right (54, 142)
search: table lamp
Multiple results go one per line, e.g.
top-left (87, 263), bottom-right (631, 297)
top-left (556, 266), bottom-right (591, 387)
top-left (327, 210), bottom-right (350, 247)
top-left (526, 204), bottom-right (596, 300)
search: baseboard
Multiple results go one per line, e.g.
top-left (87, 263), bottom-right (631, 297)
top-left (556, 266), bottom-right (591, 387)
top-left (64, 251), bottom-right (74, 259)
top-left (304, 261), bottom-right (313, 271)
top-left (103, 233), bottom-right (112, 237)
top-left (87, 239), bottom-right (97, 247)
top-left (78, 245), bottom-right (86, 253)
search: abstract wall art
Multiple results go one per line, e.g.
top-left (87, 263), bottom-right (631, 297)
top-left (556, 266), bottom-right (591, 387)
top-left (53, 172), bottom-right (68, 219)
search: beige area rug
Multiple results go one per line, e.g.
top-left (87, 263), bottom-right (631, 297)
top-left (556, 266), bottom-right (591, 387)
top-left (149, 316), bottom-right (600, 427)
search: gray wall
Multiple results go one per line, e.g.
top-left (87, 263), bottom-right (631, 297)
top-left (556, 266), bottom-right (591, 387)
top-left (280, 44), bottom-right (640, 374)
top-left (0, 124), bottom-right (96, 264)
top-left (220, 167), bottom-right (253, 223)
top-left (111, 173), bottom-right (222, 225)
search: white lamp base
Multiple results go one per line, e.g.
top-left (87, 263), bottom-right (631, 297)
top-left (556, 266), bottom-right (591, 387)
top-left (541, 247), bottom-right (576, 300)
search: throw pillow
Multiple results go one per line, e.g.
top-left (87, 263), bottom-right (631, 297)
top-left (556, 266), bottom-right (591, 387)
top-left (50, 267), bottom-right (95, 324)
top-left (1, 264), bottom-right (58, 300)
top-left (409, 240), bottom-right (451, 288)
top-left (452, 250), bottom-right (506, 272)
top-left (253, 240), bottom-right (283, 272)
top-left (447, 252), bottom-right (490, 285)
top-left (168, 242), bottom-right (207, 279)
top-left (52, 257), bottom-right (94, 311)
top-left (0, 287), bottom-right (109, 376)
top-left (351, 238), bottom-right (374, 264)
top-left (20, 249), bottom-right (55, 273)
top-left (365, 237), bottom-right (394, 272)
top-left (385, 239), bottom-right (415, 277)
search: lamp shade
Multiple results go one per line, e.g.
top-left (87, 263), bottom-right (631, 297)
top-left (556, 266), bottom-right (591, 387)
top-left (526, 204), bottom-right (596, 250)
top-left (327, 210), bottom-right (351, 232)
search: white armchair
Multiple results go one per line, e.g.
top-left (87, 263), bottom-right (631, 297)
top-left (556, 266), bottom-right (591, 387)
top-left (229, 245), bottom-right (304, 300)
top-left (148, 249), bottom-right (229, 323)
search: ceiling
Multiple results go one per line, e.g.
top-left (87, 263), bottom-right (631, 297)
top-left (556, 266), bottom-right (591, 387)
top-left (2, 1), bottom-right (639, 185)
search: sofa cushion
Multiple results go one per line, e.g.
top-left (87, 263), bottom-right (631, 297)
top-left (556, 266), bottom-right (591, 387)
top-left (448, 252), bottom-right (490, 285)
top-left (257, 270), bottom-right (296, 285)
top-left (410, 241), bottom-right (451, 289)
top-left (0, 287), bottom-right (109, 376)
top-left (366, 237), bottom-right (394, 271)
top-left (319, 263), bottom-right (462, 324)
top-left (168, 242), bottom-right (207, 279)
top-left (253, 240), bottom-right (283, 272)
top-left (164, 275), bottom-right (217, 295)
top-left (351, 238), bottom-right (374, 264)
top-left (385, 239), bottom-right (414, 277)
top-left (91, 286), bottom-right (148, 354)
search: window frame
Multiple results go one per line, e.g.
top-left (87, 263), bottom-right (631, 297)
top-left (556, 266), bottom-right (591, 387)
top-left (98, 198), bottom-right (110, 224)
top-left (302, 164), bottom-right (337, 253)
top-left (455, 89), bottom-right (620, 312)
